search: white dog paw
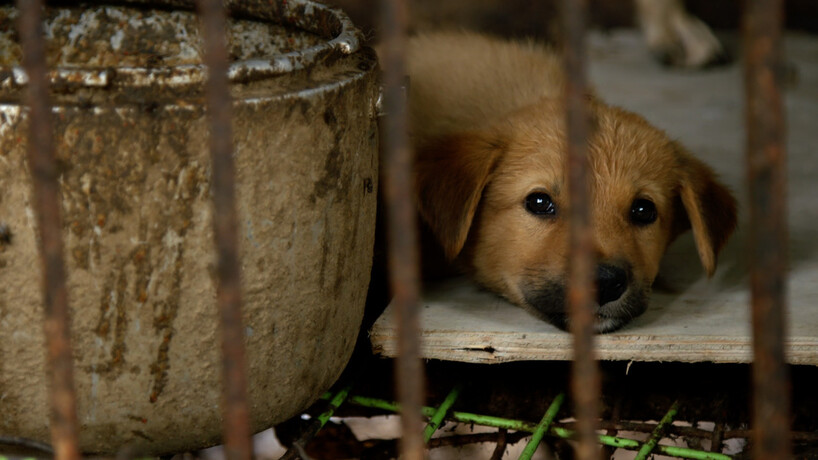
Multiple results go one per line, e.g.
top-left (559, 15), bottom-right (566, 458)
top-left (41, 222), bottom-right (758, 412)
top-left (638, 0), bottom-right (729, 68)
top-left (669, 13), bottom-right (728, 68)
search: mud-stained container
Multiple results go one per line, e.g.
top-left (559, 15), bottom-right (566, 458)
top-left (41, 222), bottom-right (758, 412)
top-left (0, 0), bottom-right (378, 454)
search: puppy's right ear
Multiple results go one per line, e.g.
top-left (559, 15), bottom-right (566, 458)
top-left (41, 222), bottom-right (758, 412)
top-left (414, 132), bottom-right (506, 260)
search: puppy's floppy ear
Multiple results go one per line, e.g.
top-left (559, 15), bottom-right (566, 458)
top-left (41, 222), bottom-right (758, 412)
top-left (673, 143), bottom-right (738, 276)
top-left (414, 132), bottom-right (505, 260)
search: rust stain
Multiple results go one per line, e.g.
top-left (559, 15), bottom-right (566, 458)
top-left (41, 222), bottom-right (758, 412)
top-left (148, 253), bottom-right (183, 404)
top-left (71, 246), bottom-right (88, 270)
top-left (310, 144), bottom-right (344, 204)
top-left (69, 220), bottom-right (85, 237)
top-left (92, 262), bottom-right (129, 376)
top-left (126, 414), bottom-right (148, 424)
top-left (310, 95), bottom-right (351, 204)
top-left (67, 105), bottom-right (203, 396)
top-left (95, 275), bottom-right (114, 340)
top-left (132, 244), bottom-right (151, 305)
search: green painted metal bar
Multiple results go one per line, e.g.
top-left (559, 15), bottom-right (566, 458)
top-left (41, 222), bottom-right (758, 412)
top-left (327, 393), bottom-right (732, 460)
top-left (280, 386), bottom-right (353, 460)
top-left (518, 393), bottom-right (565, 460)
top-left (423, 385), bottom-right (462, 442)
top-left (343, 393), bottom-right (404, 413)
top-left (653, 444), bottom-right (728, 460)
top-left (451, 410), bottom-right (541, 433)
top-left (317, 385), bottom-right (353, 427)
top-left (634, 401), bottom-right (680, 460)
top-left (546, 427), bottom-right (728, 460)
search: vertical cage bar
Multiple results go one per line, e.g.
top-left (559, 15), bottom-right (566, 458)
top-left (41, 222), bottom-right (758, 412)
top-left (15, 2), bottom-right (81, 459)
top-left (743, 0), bottom-right (792, 459)
top-left (379, 0), bottom-right (426, 459)
top-left (561, 1), bottom-right (601, 460)
top-left (196, 1), bottom-right (252, 459)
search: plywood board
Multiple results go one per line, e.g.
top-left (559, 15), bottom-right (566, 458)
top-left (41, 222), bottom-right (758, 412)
top-left (370, 273), bottom-right (818, 365)
top-left (370, 32), bottom-right (818, 365)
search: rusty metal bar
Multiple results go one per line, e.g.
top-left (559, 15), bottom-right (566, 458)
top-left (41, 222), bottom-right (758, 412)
top-left (489, 429), bottom-right (509, 460)
top-left (710, 423), bottom-right (724, 453)
top-left (561, 0), bottom-right (601, 459)
top-left (195, 1), bottom-right (252, 460)
top-left (379, 0), bottom-right (426, 459)
top-left (15, 1), bottom-right (82, 459)
top-left (743, 0), bottom-right (792, 459)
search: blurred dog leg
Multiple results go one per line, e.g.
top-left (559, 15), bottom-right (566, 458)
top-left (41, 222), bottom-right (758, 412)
top-left (635, 0), bottom-right (728, 67)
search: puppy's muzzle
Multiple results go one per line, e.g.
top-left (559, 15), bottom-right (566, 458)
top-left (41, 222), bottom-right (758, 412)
top-left (596, 263), bottom-right (628, 306)
top-left (521, 261), bottom-right (645, 333)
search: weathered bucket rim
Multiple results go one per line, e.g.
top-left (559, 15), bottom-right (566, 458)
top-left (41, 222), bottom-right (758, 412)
top-left (2, 0), bottom-right (362, 89)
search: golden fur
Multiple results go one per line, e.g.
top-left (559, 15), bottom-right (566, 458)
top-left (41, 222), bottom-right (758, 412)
top-left (407, 32), bottom-right (737, 332)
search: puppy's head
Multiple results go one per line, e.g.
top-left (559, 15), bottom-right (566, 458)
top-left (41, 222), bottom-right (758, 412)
top-left (415, 99), bottom-right (737, 333)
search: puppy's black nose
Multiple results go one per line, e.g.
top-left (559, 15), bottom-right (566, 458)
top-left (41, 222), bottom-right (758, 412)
top-left (597, 264), bottom-right (628, 306)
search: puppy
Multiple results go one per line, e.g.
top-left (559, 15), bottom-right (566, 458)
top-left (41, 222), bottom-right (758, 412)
top-left (407, 32), bottom-right (737, 333)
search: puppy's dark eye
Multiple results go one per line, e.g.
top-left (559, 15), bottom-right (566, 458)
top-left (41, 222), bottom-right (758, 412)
top-left (630, 198), bottom-right (657, 226)
top-left (525, 192), bottom-right (556, 216)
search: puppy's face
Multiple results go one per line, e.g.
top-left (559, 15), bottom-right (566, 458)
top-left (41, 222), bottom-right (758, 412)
top-left (415, 99), bottom-right (737, 333)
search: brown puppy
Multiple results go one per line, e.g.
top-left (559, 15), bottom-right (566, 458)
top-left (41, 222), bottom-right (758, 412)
top-left (407, 32), bottom-right (737, 333)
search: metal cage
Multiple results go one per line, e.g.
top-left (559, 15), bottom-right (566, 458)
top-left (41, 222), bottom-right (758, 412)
top-left (6, 0), bottom-right (790, 459)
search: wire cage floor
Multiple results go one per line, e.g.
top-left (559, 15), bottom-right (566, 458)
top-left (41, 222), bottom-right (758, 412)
top-left (269, 359), bottom-right (818, 459)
